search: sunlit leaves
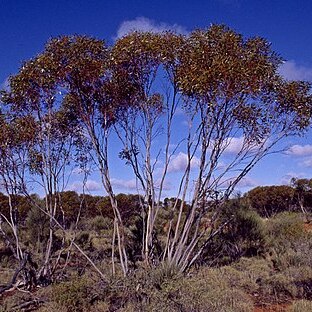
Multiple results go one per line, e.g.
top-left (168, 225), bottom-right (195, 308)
top-left (174, 24), bottom-right (312, 142)
top-left (1, 26), bottom-right (312, 179)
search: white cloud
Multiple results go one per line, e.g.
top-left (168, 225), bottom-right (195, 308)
top-left (116, 17), bottom-right (187, 39)
top-left (168, 152), bottom-right (200, 173)
top-left (85, 180), bottom-right (102, 191)
top-left (69, 179), bottom-right (102, 192)
top-left (287, 144), bottom-right (312, 157)
top-left (111, 178), bottom-right (138, 190)
top-left (237, 176), bottom-right (257, 188)
top-left (72, 167), bottom-right (85, 175)
top-left (301, 158), bottom-right (312, 167)
top-left (280, 172), bottom-right (305, 185)
top-left (221, 176), bottom-right (257, 188)
top-left (223, 137), bottom-right (245, 154)
top-left (279, 60), bottom-right (312, 81)
top-left (155, 178), bottom-right (172, 191)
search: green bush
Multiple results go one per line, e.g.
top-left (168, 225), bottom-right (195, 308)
top-left (50, 276), bottom-right (95, 312)
top-left (75, 231), bottom-right (91, 249)
top-left (288, 266), bottom-right (312, 299)
top-left (105, 265), bottom-right (253, 312)
top-left (161, 268), bottom-right (253, 312)
top-left (25, 207), bottom-right (50, 253)
top-left (266, 212), bottom-right (310, 270)
top-left (262, 273), bottom-right (297, 298)
top-left (203, 200), bottom-right (267, 265)
top-left (266, 212), bottom-right (305, 244)
top-left (81, 216), bottom-right (112, 232)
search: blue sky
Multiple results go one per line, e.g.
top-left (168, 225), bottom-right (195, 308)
top-left (1, 0), bottom-right (312, 196)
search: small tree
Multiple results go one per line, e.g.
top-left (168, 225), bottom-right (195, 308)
top-left (1, 42), bottom-right (92, 284)
top-left (1, 25), bottom-right (311, 278)
top-left (112, 31), bottom-right (185, 263)
top-left (291, 177), bottom-right (312, 213)
top-left (112, 25), bottom-right (312, 271)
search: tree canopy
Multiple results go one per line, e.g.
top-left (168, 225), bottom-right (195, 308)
top-left (0, 24), bottom-right (311, 278)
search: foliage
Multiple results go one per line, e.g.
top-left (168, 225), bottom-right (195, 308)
top-left (287, 300), bottom-right (312, 312)
top-left (81, 215), bottom-right (113, 232)
top-left (202, 199), bottom-right (267, 265)
top-left (93, 265), bottom-right (253, 312)
top-left (266, 212), bottom-right (305, 246)
top-left (291, 178), bottom-right (312, 213)
top-left (246, 185), bottom-right (295, 217)
top-left (25, 206), bottom-right (50, 251)
top-left (1, 23), bottom-right (312, 284)
top-left (50, 276), bottom-right (96, 312)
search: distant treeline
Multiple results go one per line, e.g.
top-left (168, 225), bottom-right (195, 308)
top-left (1, 177), bottom-right (311, 227)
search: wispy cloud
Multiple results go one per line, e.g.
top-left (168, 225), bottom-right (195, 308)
top-left (155, 178), bottom-right (172, 191)
top-left (116, 17), bottom-right (187, 39)
top-left (72, 167), bottom-right (85, 175)
top-left (301, 158), bottom-right (312, 167)
top-left (286, 144), bottom-right (312, 157)
top-left (280, 172), bottom-right (306, 185)
top-left (223, 137), bottom-right (245, 154)
top-left (111, 178), bottom-right (138, 190)
top-left (237, 176), bottom-right (257, 188)
top-left (221, 176), bottom-right (257, 188)
top-left (168, 152), bottom-right (200, 173)
top-left (69, 179), bottom-right (102, 192)
top-left (279, 60), bottom-right (312, 81)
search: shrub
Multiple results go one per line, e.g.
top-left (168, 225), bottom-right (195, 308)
top-left (0, 291), bottom-right (35, 311)
top-left (75, 231), bottom-right (91, 249)
top-left (287, 300), bottom-right (312, 312)
top-left (266, 212), bottom-right (310, 270)
top-left (109, 265), bottom-right (253, 312)
top-left (272, 242), bottom-right (310, 270)
top-left (203, 200), bottom-right (267, 265)
top-left (25, 207), bottom-right (50, 251)
top-left (266, 212), bottom-right (305, 244)
top-left (81, 216), bottom-right (112, 232)
top-left (164, 268), bottom-right (253, 312)
top-left (50, 276), bottom-right (96, 312)
top-left (288, 266), bottom-right (312, 299)
top-left (261, 273), bottom-right (297, 298)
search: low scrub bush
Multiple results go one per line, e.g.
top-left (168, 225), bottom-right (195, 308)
top-left (266, 212), bottom-right (311, 271)
top-left (0, 291), bottom-right (35, 311)
top-left (81, 216), bottom-right (112, 232)
top-left (45, 275), bottom-right (101, 312)
top-left (202, 200), bottom-right (267, 266)
top-left (101, 265), bottom-right (253, 312)
top-left (287, 300), bottom-right (312, 312)
top-left (266, 212), bottom-right (305, 245)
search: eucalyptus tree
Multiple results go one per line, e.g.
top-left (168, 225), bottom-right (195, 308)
top-left (111, 32), bottom-right (185, 263)
top-left (1, 35), bottom-right (141, 277)
top-left (47, 36), bottom-right (139, 275)
top-left (1, 24), bottom-right (311, 280)
top-left (291, 177), bottom-right (312, 213)
top-left (113, 25), bottom-right (312, 271)
top-left (0, 40), bottom-right (91, 284)
top-left (246, 185), bottom-right (295, 217)
top-left (0, 113), bottom-right (34, 269)
top-left (166, 25), bottom-right (311, 271)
